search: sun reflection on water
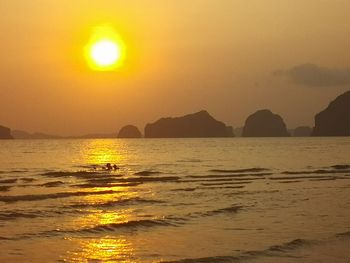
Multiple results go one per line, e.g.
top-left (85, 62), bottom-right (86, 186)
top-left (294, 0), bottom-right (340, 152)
top-left (64, 139), bottom-right (143, 262)
top-left (65, 237), bottom-right (138, 263)
top-left (80, 139), bottom-right (127, 165)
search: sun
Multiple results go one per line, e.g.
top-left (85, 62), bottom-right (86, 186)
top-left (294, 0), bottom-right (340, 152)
top-left (90, 40), bottom-right (121, 67)
top-left (85, 25), bottom-right (126, 71)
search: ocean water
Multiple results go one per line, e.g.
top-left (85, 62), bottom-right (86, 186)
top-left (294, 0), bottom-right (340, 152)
top-left (0, 138), bottom-right (349, 262)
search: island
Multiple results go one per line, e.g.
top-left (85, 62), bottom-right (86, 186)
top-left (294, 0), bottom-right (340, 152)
top-left (242, 109), bottom-right (289, 137)
top-left (312, 90), bottom-right (350, 136)
top-left (144, 110), bottom-right (234, 138)
top-left (0, 125), bottom-right (13, 139)
top-left (117, 125), bottom-right (142, 138)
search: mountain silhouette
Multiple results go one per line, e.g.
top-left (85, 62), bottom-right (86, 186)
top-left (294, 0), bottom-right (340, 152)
top-left (0, 125), bottom-right (13, 139)
top-left (242, 109), bottom-right (289, 137)
top-left (144, 110), bottom-right (234, 138)
top-left (117, 125), bottom-right (142, 138)
top-left (312, 90), bottom-right (350, 136)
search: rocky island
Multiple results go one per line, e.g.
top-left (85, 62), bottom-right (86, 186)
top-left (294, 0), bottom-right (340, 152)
top-left (144, 110), bottom-right (234, 138)
top-left (312, 90), bottom-right (350, 136)
top-left (242, 109), bottom-right (289, 137)
top-left (0, 125), bottom-right (13, 139)
top-left (117, 125), bottom-right (142, 138)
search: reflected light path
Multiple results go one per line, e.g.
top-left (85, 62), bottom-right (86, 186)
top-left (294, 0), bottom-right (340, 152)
top-left (65, 237), bottom-right (137, 263)
top-left (66, 139), bottom-right (141, 262)
top-left (79, 139), bottom-right (128, 165)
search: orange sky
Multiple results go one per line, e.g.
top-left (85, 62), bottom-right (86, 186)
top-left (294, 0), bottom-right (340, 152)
top-left (1, 0), bottom-right (350, 135)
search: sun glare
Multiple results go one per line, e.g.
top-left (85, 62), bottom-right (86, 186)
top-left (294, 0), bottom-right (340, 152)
top-left (91, 40), bottom-right (121, 67)
top-left (85, 25), bottom-right (125, 71)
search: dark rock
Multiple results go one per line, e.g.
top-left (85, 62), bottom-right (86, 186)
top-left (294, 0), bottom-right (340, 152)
top-left (242, 109), bottom-right (289, 137)
top-left (144, 110), bottom-right (234, 138)
top-left (293, 126), bottom-right (312, 137)
top-left (0, 125), bottom-right (13, 139)
top-left (117, 125), bottom-right (142, 138)
top-left (312, 90), bottom-right (350, 136)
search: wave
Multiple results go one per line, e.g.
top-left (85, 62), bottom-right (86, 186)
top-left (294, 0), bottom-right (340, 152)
top-left (193, 178), bottom-right (254, 183)
top-left (162, 238), bottom-right (313, 263)
top-left (0, 190), bottom-right (117, 203)
top-left (78, 219), bottom-right (174, 234)
top-left (186, 205), bottom-right (242, 220)
top-left (73, 182), bottom-right (141, 188)
top-left (335, 231), bottom-right (350, 239)
top-left (70, 197), bottom-right (165, 209)
top-left (331, 164), bottom-right (350, 170)
top-left (134, 171), bottom-right (162, 176)
top-left (177, 159), bottom-right (203, 163)
top-left (0, 179), bottom-right (18, 184)
top-left (27, 219), bottom-right (176, 238)
top-left (203, 205), bottom-right (242, 217)
top-left (165, 230), bottom-right (350, 263)
top-left (210, 168), bottom-right (270, 173)
top-left (200, 186), bottom-right (246, 190)
top-left (187, 173), bottom-right (272, 179)
top-left (9, 170), bottom-right (29, 173)
top-left (0, 186), bottom-right (12, 192)
top-left (40, 181), bottom-right (65, 187)
top-left (282, 169), bottom-right (350, 175)
top-left (268, 238), bottom-right (311, 252)
top-left (42, 171), bottom-right (104, 179)
top-left (119, 176), bottom-right (180, 183)
top-left (20, 178), bottom-right (36, 182)
top-left (277, 180), bottom-right (302, 184)
top-left (270, 175), bottom-right (336, 180)
top-left (201, 182), bottom-right (250, 186)
top-left (0, 211), bottom-right (39, 221)
top-left (42, 170), bottom-right (179, 184)
top-left (171, 188), bottom-right (197, 192)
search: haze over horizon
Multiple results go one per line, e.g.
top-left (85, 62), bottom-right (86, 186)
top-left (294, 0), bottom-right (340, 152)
top-left (1, 0), bottom-right (350, 136)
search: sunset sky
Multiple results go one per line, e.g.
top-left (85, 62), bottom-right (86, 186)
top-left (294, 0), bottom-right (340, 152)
top-left (1, 0), bottom-right (350, 135)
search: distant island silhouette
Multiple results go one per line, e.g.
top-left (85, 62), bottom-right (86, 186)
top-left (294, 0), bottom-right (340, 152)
top-left (312, 90), bottom-right (350, 136)
top-left (117, 125), bottom-right (142, 138)
top-left (2, 90), bottom-right (350, 139)
top-left (242, 109), bottom-right (289, 137)
top-left (11, 130), bottom-right (63, 139)
top-left (11, 130), bottom-right (117, 139)
top-left (144, 110), bottom-right (234, 138)
top-left (0, 125), bottom-right (13, 139)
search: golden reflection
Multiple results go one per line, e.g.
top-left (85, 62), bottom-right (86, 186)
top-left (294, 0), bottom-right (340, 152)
top-left (79, 190), bottom-right (138, 204)
top-left (80, 139), bottom-right (126, 165)
top-left (66, 237), bottom-right (138, 263)
top-left (76, 208), bottom-right (134, 229)
top-left (66, 204), bottom-right (139, 261)
top-left (74, 188), bottom-right (139, 228)
top-left (66, 139), bottom-right (142, 262)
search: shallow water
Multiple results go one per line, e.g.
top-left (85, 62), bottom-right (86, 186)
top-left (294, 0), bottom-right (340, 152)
top-left (0, 138), bottom-right (350, 262)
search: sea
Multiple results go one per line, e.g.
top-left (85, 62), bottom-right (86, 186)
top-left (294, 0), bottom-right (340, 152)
top-left (0, 138), bottom-right (349, 262)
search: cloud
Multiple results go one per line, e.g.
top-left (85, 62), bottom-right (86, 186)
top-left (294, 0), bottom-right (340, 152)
top-left (273, 63), bottom-right (350, 87)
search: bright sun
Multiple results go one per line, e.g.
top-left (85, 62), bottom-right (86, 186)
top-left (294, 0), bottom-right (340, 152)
top-left (85, 25), bottom-right (125, 71)
top-left (90, 40), bottom-right (121, 67)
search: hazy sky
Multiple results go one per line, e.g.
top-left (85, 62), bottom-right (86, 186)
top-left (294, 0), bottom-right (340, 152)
top-left (1, 0), bottom-right (350, 135)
